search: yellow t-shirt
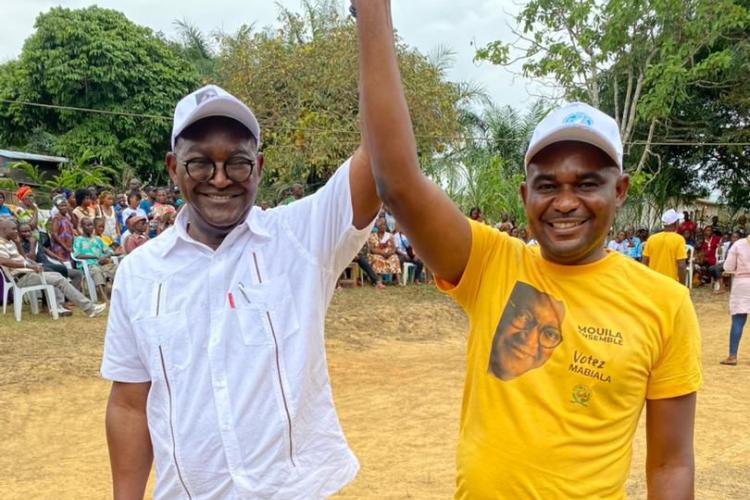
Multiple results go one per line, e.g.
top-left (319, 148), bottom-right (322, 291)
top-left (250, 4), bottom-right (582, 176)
top-left (643, 231), bottom-right (688, 281)
top-left (437, 221), bottom-right (702, 500)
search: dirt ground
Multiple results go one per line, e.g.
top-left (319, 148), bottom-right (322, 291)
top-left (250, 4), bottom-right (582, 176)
top-left (1, 286), bottom-right (748, 499)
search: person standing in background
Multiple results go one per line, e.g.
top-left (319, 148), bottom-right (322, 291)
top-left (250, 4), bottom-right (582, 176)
top-left (720, 234), bottom-right (750, 365)
top-left (643, 210), bottom-right (688, 283)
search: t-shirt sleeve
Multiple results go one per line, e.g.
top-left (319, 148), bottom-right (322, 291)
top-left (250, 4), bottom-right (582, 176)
top-left (280, 158), bottom-right (377, 274)
top-left (435, 220), bottom-right (502, 312)
top-left (646, 290), bottom-right (702, 399)
top-left (100, 261), bottom-right (150, 383)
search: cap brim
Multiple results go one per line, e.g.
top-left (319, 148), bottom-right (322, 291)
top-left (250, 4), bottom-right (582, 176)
top-left (171, 96), bottom-right (260, 149)
top-left (525, 124), bottom-right (622, 172)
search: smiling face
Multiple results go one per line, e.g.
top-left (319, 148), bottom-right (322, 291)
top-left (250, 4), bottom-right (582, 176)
top-left (166, 116), bottom-right (262, 237)
top-left (521, 141), bottom-right (629, 265)
top-left (489, 282), bottom-right (565, 381)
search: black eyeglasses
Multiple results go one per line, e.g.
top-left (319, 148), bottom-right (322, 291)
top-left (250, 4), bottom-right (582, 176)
top-left (182, 157), bottom-right (256, 183)
top-left (508, 300), bottom-right (563, 349)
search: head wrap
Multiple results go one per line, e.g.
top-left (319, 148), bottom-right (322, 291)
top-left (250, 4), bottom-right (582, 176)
top-left (15, 186), bottom-right (32, 200)
top-left (52, 195), bottom-right (67, 208)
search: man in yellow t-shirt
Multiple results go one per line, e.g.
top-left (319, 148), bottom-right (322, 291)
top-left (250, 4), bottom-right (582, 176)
top-left (354, 5), bottom-right (701, 497)
top-left (643, 209), bottom-right (689, 283)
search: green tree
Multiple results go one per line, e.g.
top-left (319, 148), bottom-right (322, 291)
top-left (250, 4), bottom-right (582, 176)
top-left (0, 6), bottom-right (199, 181)
top-left (216, 0), bottom-right (474, 201)
top-left (428, 102), bottom-right (548, 224)
top-left (476, 0), bottom-right (749, 174)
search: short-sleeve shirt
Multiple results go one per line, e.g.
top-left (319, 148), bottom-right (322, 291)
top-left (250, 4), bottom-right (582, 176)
top-left (437, 221), bottom-right (702, 499)
top-left (643, 231), bottom-right (688, 281)
top-left (101, 159), bottom-right (375, 499)
top-left (0, 205), bottom-right (15, 218)
top-left (0, 237), bottom-right (29, 276)
top-left (72, 235), bottom-right (109, 266)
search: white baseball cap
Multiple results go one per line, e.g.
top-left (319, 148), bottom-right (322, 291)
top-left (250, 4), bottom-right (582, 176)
top-left (171, 84), bottom-right (261, 150)
top-left (524, 102), bottom-right (623, 173)
top-left (661, 209), bottom-right (682, 226)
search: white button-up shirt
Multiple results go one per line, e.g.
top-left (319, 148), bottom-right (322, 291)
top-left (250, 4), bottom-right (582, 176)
top-left (101, 160), bottom-right (373, 499)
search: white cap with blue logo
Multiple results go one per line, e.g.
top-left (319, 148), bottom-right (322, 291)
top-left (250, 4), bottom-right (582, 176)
top-left (524, 102), bottom-right (623, 173)
top-left (171, 84), bottom-right (261, 150)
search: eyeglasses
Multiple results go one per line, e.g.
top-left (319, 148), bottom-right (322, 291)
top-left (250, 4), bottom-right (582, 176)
top-left (182, 156), bottom-right (256, 183)
top-left (508, 301), bottom-right (563, 349)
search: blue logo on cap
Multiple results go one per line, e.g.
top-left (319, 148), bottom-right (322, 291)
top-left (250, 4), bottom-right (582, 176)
top-left (563, 112), bottom-right (593, 127)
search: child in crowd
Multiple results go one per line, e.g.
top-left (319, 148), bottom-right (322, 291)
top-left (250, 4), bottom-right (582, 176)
top-left (121, 192), bottom-right (147, 224)
top-left (123, 214), bottom-right (149, 254)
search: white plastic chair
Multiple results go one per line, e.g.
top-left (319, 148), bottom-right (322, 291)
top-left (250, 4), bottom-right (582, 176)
top-left (2, 267), bottom-right (13, 315)
top-left (71, 255), bottom-right (120, 302)
top-left (1, 266), bottom-right (59, 321)
top-left (401, 262), bottom-right (415, 286)
top-left (685, 244), bottom-right (694, 289)
top-left (71, 256), bottom-right (98, 303)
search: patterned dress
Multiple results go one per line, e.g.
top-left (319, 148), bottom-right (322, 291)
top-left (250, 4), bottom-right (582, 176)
top-left (50, 214), bottom-right (75, 261)
top-left (367, 232), bottom-right (401, 275)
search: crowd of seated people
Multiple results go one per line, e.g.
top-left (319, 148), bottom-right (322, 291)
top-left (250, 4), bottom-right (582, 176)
top-left (677, 211), bottom-right (746, 292)
top-left (0, 179), bottom-right (186, 313)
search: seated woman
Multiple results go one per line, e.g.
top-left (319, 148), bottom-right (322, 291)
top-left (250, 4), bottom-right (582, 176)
top-left (367, 216), bottom-right (401, 288)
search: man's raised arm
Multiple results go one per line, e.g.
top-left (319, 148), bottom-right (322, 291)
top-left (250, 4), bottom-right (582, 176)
top-left (355, 0), bottom-right (471, 285)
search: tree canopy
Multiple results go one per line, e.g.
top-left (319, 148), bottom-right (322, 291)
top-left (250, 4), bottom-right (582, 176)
top-left (0, 6), bottom-right (199, 183)
top-left (476, 0), bottom-right (750, 220)
top-left (216, 0), bottom-right (473, 202)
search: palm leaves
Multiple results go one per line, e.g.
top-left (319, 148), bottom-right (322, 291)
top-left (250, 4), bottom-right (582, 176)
top-left (10, 150), bottom-right (118, 192)
top-left (428, 101), bottom-right (549, 223)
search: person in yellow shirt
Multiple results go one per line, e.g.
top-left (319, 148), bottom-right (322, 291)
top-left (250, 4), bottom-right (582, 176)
top-left (643, 209), bottom-right (689, 283)
top-left (643, 209), bottom-right (687, 283)
top-left (352, 2), bottom-right (701, 498)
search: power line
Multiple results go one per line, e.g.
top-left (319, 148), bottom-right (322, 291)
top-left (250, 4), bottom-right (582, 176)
top-left (0, 99), bottom-right (171, 121)
top-left (2, 98), bottom-right (749, 147)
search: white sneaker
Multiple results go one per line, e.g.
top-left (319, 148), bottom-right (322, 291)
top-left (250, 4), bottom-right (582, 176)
top-left (87, 303), bottom-right (107, 318)
top-left (56, 307), bottom-right (72, 317)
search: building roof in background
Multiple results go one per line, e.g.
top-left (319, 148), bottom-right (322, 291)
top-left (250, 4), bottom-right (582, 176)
top-left (0, 149), bottom-right (68, 164)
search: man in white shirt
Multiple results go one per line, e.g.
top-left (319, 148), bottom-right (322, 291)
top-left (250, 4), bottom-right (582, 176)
top-left (101, 85), bottom-right (380, 499)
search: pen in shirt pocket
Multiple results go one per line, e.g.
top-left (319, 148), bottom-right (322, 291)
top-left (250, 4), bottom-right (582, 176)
top-left (237, 282), bottom-right (251, 304)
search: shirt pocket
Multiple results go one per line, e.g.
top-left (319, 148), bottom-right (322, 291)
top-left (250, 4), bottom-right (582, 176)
top-left (132, 310), bottom-right (192, 375)
top-left (235, 275), bottom-right (300, 345)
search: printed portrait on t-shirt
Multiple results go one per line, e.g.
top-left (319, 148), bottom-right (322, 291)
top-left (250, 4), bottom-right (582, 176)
top-left (488, 281), bottom-right (565, 381)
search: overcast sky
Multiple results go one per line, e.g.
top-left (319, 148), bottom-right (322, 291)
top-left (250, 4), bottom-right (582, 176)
top-left (0, 0), bottom-right (547, 110)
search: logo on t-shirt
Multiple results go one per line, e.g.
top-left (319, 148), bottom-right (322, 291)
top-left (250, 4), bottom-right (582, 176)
top-left (488, 281), bottom-right (566, 381)
top-left (571, 384), bottom-right (593, 407)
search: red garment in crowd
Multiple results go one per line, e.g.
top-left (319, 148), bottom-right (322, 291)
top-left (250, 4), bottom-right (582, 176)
top-left (678, 220), bottom-right (696, 235)
top-left (702, 234), bottom-right (721, 266)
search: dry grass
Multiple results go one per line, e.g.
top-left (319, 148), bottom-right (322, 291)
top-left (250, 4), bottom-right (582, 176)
top-left (0, 286), bottom-right (748, 499)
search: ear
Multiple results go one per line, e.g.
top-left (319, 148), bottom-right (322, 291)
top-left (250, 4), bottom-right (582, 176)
top-left (614, 174), bottom-right (630, 208)
top-left (520, 181), bottom-right (528, 207)
top-left (165, 152), bottom-right (178, 185)
top-left (255, 152), bottom-right (265, 181)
